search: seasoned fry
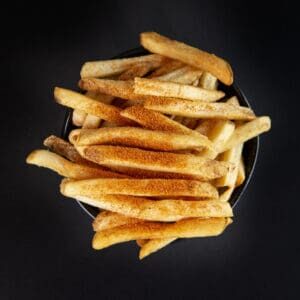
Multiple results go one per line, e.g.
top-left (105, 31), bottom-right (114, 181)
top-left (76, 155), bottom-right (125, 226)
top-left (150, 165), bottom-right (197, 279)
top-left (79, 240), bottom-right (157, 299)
top-left (148, 59), bottom-right (184, 77)
top-left (134, 78), bottom-right (225, 102)
top-left (92, 217), bottom-right (232, 250)
top-left (80, 54), bottom-right (165, 78)
top-left (26, 150), bottom-right (125, 179)
top-left (73, 127), bottom-right (214, 151)
top-left (236, 158), bottom-right (246, 187)
top-left (72, 109), bottom-right (86, 126)
top-left (61, 189), bottom-right (232, 222)
top-left (140, 32), bottom-right (233, 85)
top-left (200, 72), bottom-right (218, 90)
top-left (220, 116), bottom-right (271, 152)
top-left (121, 105), bottom-right (202, 137)
top-left (93, 211), bottom-right (142, 231)
top-left (76, 145), bottom-right (232, 180)
top-left (219, 186), bottom-right (235, 202)
top-left (119, 62), bottom-right (153, 79)
top-left (60, 178), bottom-right (218, 198)
top-left (139, 238), bottom-right (176, 259)
top-left (144, 98), bottom-right (255, 120)
top-left (54, 87), bottom-right (134, 126)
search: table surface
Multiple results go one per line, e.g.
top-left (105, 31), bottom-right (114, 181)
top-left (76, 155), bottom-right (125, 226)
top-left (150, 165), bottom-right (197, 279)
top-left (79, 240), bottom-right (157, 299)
top-left (1, 1), bottom-right (299, 299)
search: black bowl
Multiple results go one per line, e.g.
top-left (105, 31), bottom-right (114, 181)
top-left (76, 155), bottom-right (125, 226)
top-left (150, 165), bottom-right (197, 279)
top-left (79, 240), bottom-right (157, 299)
top-left (62, 47), bottom-right (259, 219)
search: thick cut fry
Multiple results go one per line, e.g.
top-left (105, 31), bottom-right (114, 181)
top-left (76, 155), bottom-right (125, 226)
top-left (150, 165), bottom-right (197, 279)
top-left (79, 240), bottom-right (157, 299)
top-left (60, 178), bottom-right (218, 198)
top-left (139, 238), bottom-right (176, 259)
top-left (148, 59), bottom-right (184, 77)
top-left (140, 32), bottom-right (233, 85)
top-left (60, 186), bottom-right (232, 222)
top-left (92, 217), bottom-right (232, 250)
top-left (43, 135), bottom-right (88, 165)
top-left (93, 211), bottom-right (142, 231)
top-left (220, 116), bottom-right (271, 152)
top-left (72, 109), bottom-right (86, 126)
top-left (134, 78), bottom-right (224, 102)
top-left (121, 106), bottom-right (203, 137)
top-left (200, 72), bottom-right (218, 90)
top-left (54, 87), bottom-right (134, 126)
top-left (80, 54), bottom-right (165, 78)
top-left (73, 127), bottom-right (213, 151)
top-left (236, 158), bottom-right (245, 187)
top-left (215, 143), bottom-right (243, 187)
top-left (144, 98), bottom-right (255, 120)
top-left (26, 150), bottom-right (125, 179)
top-left (155, 66), bottom-right (203, 85)
top-left (76, 145), bottom-right (232, 180)
top-left (119, 62), bottom-right (153, 79)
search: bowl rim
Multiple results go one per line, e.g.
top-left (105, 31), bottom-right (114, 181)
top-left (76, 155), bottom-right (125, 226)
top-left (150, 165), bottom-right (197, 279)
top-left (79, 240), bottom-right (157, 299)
top-left (61, 47), bottom-right (259, 219)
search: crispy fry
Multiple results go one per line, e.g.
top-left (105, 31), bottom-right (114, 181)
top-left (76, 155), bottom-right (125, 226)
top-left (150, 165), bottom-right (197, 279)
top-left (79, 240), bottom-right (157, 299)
top-left (73, 127), bottom-right (213, 151)
top-left (140, 32), bottom-right (233, 85)
top-left (134, 78), bottom-right (224, 102)
top-left (92, 217), bottom-right (232, 250)
top-left (220, 116), bottom-right (271, 152)
top-left (119, 62), bottom-right (153, 79)
top-left (148, 59), bottom-right (184, 77)
top-left (76, 145), bottom-right (232, 180)
top-left (54, 87), bottom-right (134, 126)
top-left (72, 109), bottom-right (86, 126)
top-left (61, 187), bottom-right (232, 222)
top-left (93, 211), bottom-right (142, 231)
top-left (144, 98), bottom-right (255, 120)
top-left (236, 158), bottom-right (246, 187)
top-left (139, 238), bottom-right (176, 259)
top-left (80, 54), bottom-right (165, 78)
top-left (26, 150), bottom-right (125, 179)
top-left (200, 72), bottom-right (218, 90)
top-left (219, 186), bottom-right (235, 202)
top-left (136, 239), bottom-right (149, 247)
top-left (60, 178), bottom-right (218, 198)
top-left (121, 105), bottom-right (203, 137)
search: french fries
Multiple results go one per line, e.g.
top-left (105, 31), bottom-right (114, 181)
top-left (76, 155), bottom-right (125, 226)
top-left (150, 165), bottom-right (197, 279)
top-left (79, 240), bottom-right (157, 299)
top-left (144, 98), bottom-right (256, 120)
top-left (54, 87), bottom-right (134, 126)
top-left (134, 78), bottom-right (225, 102)
top-left (72, 127), bottom-right (214, 151)
top-left (93, 217), bottom-right (232, 250)
top-left (76, 145), bottom-right (232, 180)
top-left (140, 32), bottom-right (233, 85)
top-left (26, 31), bottom-right (272, 259)
top-left (26, 150), bottom-right (125, 179)
top-left (80, 54), bottom-right (165, 78)
top-left (60, 178), bottom-right (218, 198)
top-left (60, 187), bottom-right (232, 222)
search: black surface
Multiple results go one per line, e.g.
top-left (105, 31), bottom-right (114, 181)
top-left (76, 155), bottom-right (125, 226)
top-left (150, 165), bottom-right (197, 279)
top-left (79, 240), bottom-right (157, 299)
top-left (63, 47), bottom-right (259, 218)
top-left (1, 1), bottom-right (299, 299)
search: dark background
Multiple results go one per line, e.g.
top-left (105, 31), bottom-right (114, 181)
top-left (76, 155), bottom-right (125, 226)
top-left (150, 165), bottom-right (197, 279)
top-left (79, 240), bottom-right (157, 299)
top-left (1, 1), bottom-right (299, 299)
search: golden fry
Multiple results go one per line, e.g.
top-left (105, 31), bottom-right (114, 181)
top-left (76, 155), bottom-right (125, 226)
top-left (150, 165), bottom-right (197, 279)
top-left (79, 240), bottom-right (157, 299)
top-left (92, 217), bottom-right (232, 250)
top-left (139, 238), bottom-right (176, 259)
top-left (140, 32), bottom-right (233, 85)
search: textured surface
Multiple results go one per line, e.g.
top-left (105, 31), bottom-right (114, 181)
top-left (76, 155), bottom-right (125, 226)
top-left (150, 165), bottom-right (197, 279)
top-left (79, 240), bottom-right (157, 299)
top-left (1, 1), bottom-right (298, 299)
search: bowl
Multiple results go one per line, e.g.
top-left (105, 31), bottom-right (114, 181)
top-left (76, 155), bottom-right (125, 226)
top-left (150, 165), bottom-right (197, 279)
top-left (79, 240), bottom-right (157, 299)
top-left (61, 47), bottom-right (259, 219)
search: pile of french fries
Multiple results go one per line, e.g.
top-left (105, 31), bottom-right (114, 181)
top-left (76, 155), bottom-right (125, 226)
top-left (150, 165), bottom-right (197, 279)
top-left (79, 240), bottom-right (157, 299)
top-left (26, 32), bottom-right (271, 259)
